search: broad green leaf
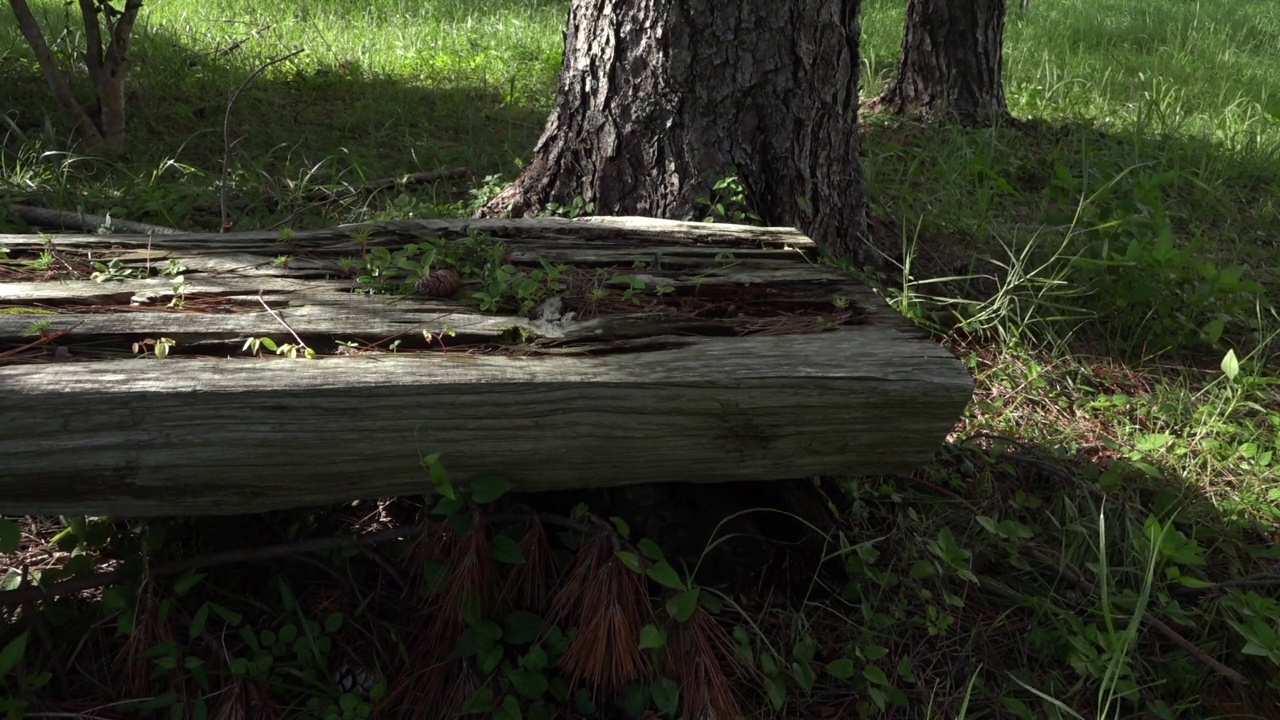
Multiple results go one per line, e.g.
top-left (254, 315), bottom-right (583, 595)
top-left (503, 611), bottom-right (545, 645)
top-left (826, 658), bottom-right (855, 679)
top-left (471, 474), bottom-right (515, 504)
top-left (864, 664), bottom-right (890, 686)
top-left (432, 495), bottom-right (465, 517)
top-left (189, 603), bottom-right (210, 639)
top-left (172, 571), bottom-right (206, 596)
top-left (646, 562), bottom-right (686, 591)
top-left (491, 534), bottom-right (527, 564)
top-left (459, 687), bottom-right (496, 714)
top-left (1134, 433), bottom-right (1173, 453)
top-left (763, 676), bottom-right (786, 710)
top-left (0, 632), bottom-right (27, 677)
top-left (638, 624), bottom-right (666, 651)
top-left (0, 518), bottom-right (19, 554)
top-left (610, 516), bottom-right (631, 538)
top-left (507, 669), bottom-right (549, 699)
top-left (666, 588), bottom-right (700, 622)
top-left (651, 677), bottom-right (680, 715)
top-left (637, 538), bottom-right (666, 562)
top-left (616, 551), bottom-right (643, 574)
top-left (1221, 349), bottom-right (1240, 381)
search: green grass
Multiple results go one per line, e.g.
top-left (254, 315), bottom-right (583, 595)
top-left (2, 0), bottom-right (1280, 717)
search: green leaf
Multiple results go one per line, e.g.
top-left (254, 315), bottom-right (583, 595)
top-left (651, 677), bottom-right (680, 715)
top-left (208, 602), bottom-right (243, 627)
top-left (791, 660), bottom-right (815, 692)
top-left (0, 632), bottom-right (27, 678)
top-left (491, 534), bottom-right (527, 564)
top-left (172, 571), bottom-right (206, 597)
top-left (826, 658), bottom-right (855, 679)
top-left (495, 693), bottom-right (522, 720)
top-left (909, 560), bottom-right (936, 579)
top-left (503, 611), bottom-right (545, 645)
top-left (1135, 433), bottom-right (1174, 453)
top-left (610, 516), bottom-right (631, 538)
top-left (471, 474), bottom-right (515, 504)
top-left (646, 561), bottom-right (686, 591)
top-left (616, 551), bottom-right (644, 574)
top-left (1221, 349), bottom-right (1240, 381)
top-left (573, 688), bottom-right (597, 714)
top-left (666, 588), bottom-right (700, 622)
top-left (637, 538), bottom-right (666, 562)
top-left (638, 624), bottom-right (666, 651)
top-left (459, 686), bottom-right (496, 714)
top-left (324, 612), bottom-right (343, 634)
top-left (189, 603), bottom-right (210, 639)
top-left (763, 675), bottom-right (786, 710)
top-left (863, 665), bottom-right (890, 686)
top-left (508, 669), bottom-right (549, 699)
top-left (479, 644), bottom-right (504, 674)
top-left (0, 518), bottom-right (19, 554)
top-left (432, 495), bottom-right (465, 517)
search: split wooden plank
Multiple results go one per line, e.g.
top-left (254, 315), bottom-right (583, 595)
top-left (0, 216), bottom-right (973, 516)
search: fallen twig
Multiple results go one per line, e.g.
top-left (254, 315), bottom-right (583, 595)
top-left (220, 48), bottom-right (305, 231)
top-left (257, 292), bottom-right (309, 349)
top-left (7, 203), bottom-right (179, 235)
top-left (0, 325), bottom-right (78, 363)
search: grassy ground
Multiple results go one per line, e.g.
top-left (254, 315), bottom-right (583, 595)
top-left (2, 0), bottom-right (1280, 718)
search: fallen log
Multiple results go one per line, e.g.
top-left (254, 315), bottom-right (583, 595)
top-left (0, 216), bottom-right (973, 516)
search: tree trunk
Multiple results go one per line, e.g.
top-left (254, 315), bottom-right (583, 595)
top-left (7, 0), bottom-right (140, 154)
top-left (478, 0), bottom-right (868, 262)
top-left (870, 0), bottom-right (1012, 128)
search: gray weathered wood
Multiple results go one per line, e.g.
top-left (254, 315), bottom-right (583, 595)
top-left (0, 216), bottom-right (972, 516)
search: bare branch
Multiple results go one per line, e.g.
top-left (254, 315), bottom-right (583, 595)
top-left (8, 203), bottom-right (180, 234)
top-left (77, 0), bottom-right (104, 92)
top-left (220, 48), bottom-right (305, 230)
top-left (6, 0), bottom-right (105, 147)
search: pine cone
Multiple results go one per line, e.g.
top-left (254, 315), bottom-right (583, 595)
top-left (415, 268), bottom-right (462, 297)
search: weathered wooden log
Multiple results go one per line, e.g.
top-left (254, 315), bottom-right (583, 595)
top-left (0, 216), bottom-right (972, 516)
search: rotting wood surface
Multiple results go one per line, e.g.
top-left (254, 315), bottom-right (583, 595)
top-left (0, 216), bottom-right (973, 516)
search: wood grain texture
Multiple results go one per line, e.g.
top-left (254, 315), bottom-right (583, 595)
top-left (0, 216), bottom-right (972, 516)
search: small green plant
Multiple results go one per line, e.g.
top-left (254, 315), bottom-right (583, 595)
top-left (160, 258), bottom-right (187, 277)
top-left (542, 195), bottom-right (595, 219)
top-left (131, 337), bottom-right (176, 358)
top-left (24, 248), bottom-right (57, 272)
top-left (696, 169), bottom-right (762, 225)
top-left (90, 257), bottom-right (146, 282)
top-left (241, 336), bottom-right (316, 359)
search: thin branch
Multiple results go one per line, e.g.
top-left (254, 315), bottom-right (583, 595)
top-left (6, 0), bottom-right (104, 146)
top-left (220, 48), bottom-right (304, 231)
top-left (8, 203), bottom-right (180, 234)
top-left (257, 292), bottom-right (309, 349)
top-left (108, 0), bottom-right (144, 62)
top-left (77, 0), bottom-right (104, 92)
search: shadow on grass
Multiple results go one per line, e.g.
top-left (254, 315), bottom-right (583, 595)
top-left (858, 111), bottom-right (1279, 363)
top-left (0, 6), bottom-right (555, 229)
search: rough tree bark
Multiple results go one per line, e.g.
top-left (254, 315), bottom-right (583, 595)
top-left (7, 0), bottom-right (141, 154)
top-left (869, 0), bottom-right (1012, 128)
top-left (479, 0), bottom-right (868, 262)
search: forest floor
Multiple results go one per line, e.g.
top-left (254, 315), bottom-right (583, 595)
top-left (1, 0), bottom-right (1279, 718)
